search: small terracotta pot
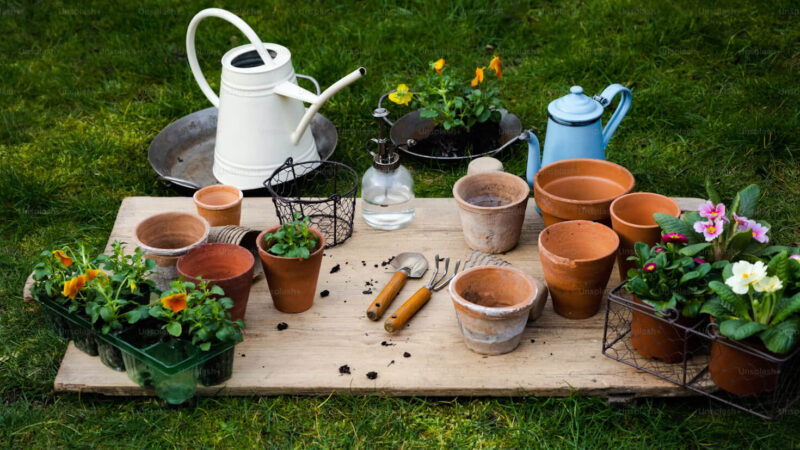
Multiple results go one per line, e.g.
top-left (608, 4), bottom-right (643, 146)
top-left (630, 297), bottom-right (700, 363)
top-left (135, 212), bottom-right (210, 290)
top-left (256, 225), bottom-right (325, 313)
top-left (208, 225), bottom-right (263, 277)
top-left (610, 192), bottom-right (681, 279)
top-left (709, 337), bottom-right (780, 397)
top-left (193, 185), bottom-right (243, 226)
top-left (533, 158), bottom-right (635, 227)
top-left (449, 266), bottom-right (539, 355)
top-left (177, 243), bottom-right (255, 322)
top-left (538, 220), bottom-right (619, 319)
top-left (453, 171), bottom-right (530, 254)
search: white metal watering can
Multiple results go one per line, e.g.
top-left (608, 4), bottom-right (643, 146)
top-left (186, 8), bottom-right (365, 189)
top-left (521, 84), bottom-right (632, 188)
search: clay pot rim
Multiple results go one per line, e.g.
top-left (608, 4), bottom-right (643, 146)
top-left (134, 212), bottom-right (210, 256)
top-left (538, 220), bottom-right (620, 263)
top-left (193, 184), bottom-right (244, 211)
top-left (255, 225), bottom-right (326, 261)
top-left (176, 242), bottom-right (255, 282)
top-left (610, 192), bottom-right (681, 230)
top-left (452, 171), bottom-right (530, 213)
top-left (448, 266), bottom-right (538, 318)
top-left (533, 158), bottom-right (635, 206)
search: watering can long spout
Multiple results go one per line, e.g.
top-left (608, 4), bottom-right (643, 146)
top-left (276, 67), bottom-right (366, 145)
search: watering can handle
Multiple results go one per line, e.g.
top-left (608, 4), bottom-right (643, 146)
top-left (595, 84), bottom-right (632, 149)
top-left (521, 130), bottom-right (540, 189)
top-left (186, 8), bottom-right (275, 107)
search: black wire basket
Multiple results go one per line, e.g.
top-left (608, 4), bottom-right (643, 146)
top-left (264, 158), bottom-right (358, 248)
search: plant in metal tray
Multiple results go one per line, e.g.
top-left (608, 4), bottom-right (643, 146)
top-left (94, 241), bottom-right (157, 302)
top-left (264, 214), bottom-right (319, 259)
top-left (389, 56), bottom-right (504, 131)
top-left (654, 181), bottom-right (770, 263)
top-left (701, 252), bottom-right (800, 354)
top-left (625, 238), bottom-right (717, 318)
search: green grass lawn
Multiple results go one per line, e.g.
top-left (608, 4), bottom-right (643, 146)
top-left (2, 0), bottom-right (800, 446)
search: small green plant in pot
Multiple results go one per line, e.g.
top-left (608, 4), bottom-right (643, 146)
top-left (624, 238), bottom-right (717, 362)
top-left (257, 215), bottom-right (326, 313)
top-left (701, 252), bottom-right (800, 396)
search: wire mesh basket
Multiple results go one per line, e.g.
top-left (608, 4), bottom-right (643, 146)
top-left (603, 282), bottom-right (800, 420)
top-left (264, 158), bottom-right (358, 248)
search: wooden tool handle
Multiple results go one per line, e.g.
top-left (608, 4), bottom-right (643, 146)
top-left (366, 271), bottom-right (408, 321)
top-left (384, 287), bottom-right (432, 332)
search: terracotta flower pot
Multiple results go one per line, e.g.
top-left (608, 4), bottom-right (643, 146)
top-left (610, 192), bottom-right (681, 279)
top-left (538, 220), bottom-right (619, 319)
top-left (453, 171), bottom-right (530, 254)
top-left (533, 158), bottom-right (635, 227)
top-left (135, 212), bottom-right (210, 290)
top-left (256, 225), bottom-right (325, 313)
top-left (177, 243), bottom-right (255, 322)
top-left (630, 297), bottom-right (700, 363)
top-left (449, 266), bottom-right (539, 355)
top-left (709, 337), bottom-right (780, 397)
top-left (193, 184), bottom-right (243, 226)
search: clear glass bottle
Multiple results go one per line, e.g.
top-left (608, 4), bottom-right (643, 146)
top-left (361, 108), bottom-right (415, 230)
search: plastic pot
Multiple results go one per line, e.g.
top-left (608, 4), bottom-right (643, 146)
top-left (148, 339), bottom-right (199, 405)
top-left (256, 226), bottom-right (325, 313)
top-left (97, 336), bottom-right (126, 371)
top-left (193, 184), bottom-right (243, 226)
top-left (199, 346), bottom-right (236, 386)
top-left (70, 324), bottom-right (98, 356)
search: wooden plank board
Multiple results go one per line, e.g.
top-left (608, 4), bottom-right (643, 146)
top-left (29, 196), bottom-right (705, 397)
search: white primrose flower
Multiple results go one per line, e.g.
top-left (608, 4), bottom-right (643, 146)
top-left (725, 260), bottom-right (768, 295)
top-left (753, 275), bottom-right (783, 293)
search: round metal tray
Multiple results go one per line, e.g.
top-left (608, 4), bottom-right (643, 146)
top-left (148, 107), bottom-right (338, 191)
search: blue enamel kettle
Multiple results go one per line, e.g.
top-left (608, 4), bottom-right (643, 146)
top-left (522, 84), bottom-right (632, 187)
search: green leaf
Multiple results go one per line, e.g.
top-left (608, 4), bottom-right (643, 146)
top-left (199, 342), bottom-right (211, 351)
top-left (719, 319), bottom-right (767, 341)
top-left (166, 321), bottom-right (182, 337)
top-left (767, 251), bottom-right (789, 280)
top-left (419, 109), bottom-right (438, 119)
top-left (771, 293), bottom-right (800, 325)
top-left (727, 230), bottom-right (755, 252)
top-left (709, 280), bottom-right (751, 319)
top-left (701, 297), bottom-right (735, 318)
top-left (705, 179), bottom-right (722, 205)
top-left (654, 213), bottom-right (698, 244)
top-left (210, 284), bottom-right (225, 297)
top-left (679, 243), bottom-right (711, 256)
top-left (734, 184), bottom-right (760, 218)
top-left (679, 271), bottom-right (700, 284)
top-left (759, 318), bottom-right (800, 354)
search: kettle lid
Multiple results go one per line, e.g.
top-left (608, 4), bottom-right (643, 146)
top-left (548, 86), bottom-right (604, 124)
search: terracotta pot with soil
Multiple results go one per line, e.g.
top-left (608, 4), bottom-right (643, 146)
top-left (177, 243), bottom-right (255, 322)
top-left (135, 212), bottom-right (209, 290)
top-left (630, 297), bottom-right (701, 363)
top-left (533, 158), bottom-right (635, 227)
top-left (193, 184), bottom-right (243, 226)
top-left (256, 226), bottom-right (325, 313)
top-left (538, 220), bottom-right (619, 319)
top-left (709, 337), bottom-right (780, 397)
top-left (449, 266), bottom-right (539, 355)
top-left (453, 171), bottom-right (529, 254)
top-left (610, 192), bottom-right (681, 279)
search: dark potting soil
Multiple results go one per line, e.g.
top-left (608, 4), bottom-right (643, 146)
top-left (362, 289), bottom-right (373, 295)
top-left (403, 352), bottom-right (411, 358)
top-left (330, 264), bottom-right (341, 274)
top-left (339, 364), bottom-right (351, 375)
top-left (381, 341), bottom-right (395, 347)
top-left (411, 121), bottom-right (501, 158)
top-left (277, 322), bottom-right (288, 331)
top-left (320, 290), bottom-right (330, 298)
top-left (366, 371), bottom-right (378, 380)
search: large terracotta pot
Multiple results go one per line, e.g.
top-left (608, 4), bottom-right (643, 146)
top-left (135, 212), bottom-right (210, 290)
top-left (176, 243), bottom-right (255, 322)
top-left (709, 337), bottom-right (780, 397)
top-left (449, 266), bottom-right (539, 355)
top-left (256, 226), bottom-right (325, 313)
top-left (533, 158), bottom-right (635, 227)
top-left (610, 192), bottom-right (681, 279)
top-left (538, 220), bottom-right (618, 319)
top-left (453, 171), bottom-right (530, 254)
top-left (630, 297), bottom-right (699, 363)
top-left (193, 184), bottom-right (243, 226)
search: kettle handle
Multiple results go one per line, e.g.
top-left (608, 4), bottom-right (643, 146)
top-left (521, 130), bottom-right (540, 189)
top-left (595, 84), bottom-right (632, 149)
top-left (186, 8), bottom-right (275, 107)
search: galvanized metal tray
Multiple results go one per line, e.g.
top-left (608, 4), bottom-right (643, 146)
top-left (148, 107), bottom-right (338, 191)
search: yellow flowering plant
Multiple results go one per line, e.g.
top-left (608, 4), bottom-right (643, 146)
top-left (389, 56), bottom-right (504, 131)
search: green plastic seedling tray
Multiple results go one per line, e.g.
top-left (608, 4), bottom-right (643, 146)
top-left (37, 293), bottom-right (235, 377)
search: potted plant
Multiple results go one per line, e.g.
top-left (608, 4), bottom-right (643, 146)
top-left (624, 238), bottom-right (716, 362)
top-left (387, 56), bottom-right (511, 158)
top-left (256, 215), bottom-right (325, 313)
top-left (700, 252), bottom-right (800, 396)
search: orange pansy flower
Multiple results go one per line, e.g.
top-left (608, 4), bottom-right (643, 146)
top-left (61, 275), bottom-right (86, 299)
top-left (86, 269), bottom-right (105, 283)
top-left (471, 66), bottom-right (486, 87)
top-left (53, 250), bottom-right (73, 267)
top-left (433, 58), bottom-right (445, 74)
top-left (489, 56), bottom-right (501, 78)
top-left (161, 293), bottom-right (187, 313)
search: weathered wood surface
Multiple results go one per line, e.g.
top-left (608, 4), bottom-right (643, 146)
top-left (28, 196), bottom-right (706, 397)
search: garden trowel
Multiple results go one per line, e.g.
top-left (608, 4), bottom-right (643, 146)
top-left (366, 253), bottom-right (428, 321)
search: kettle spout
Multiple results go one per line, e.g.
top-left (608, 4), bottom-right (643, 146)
top-left (285, 67), bottom-right (366, 145)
